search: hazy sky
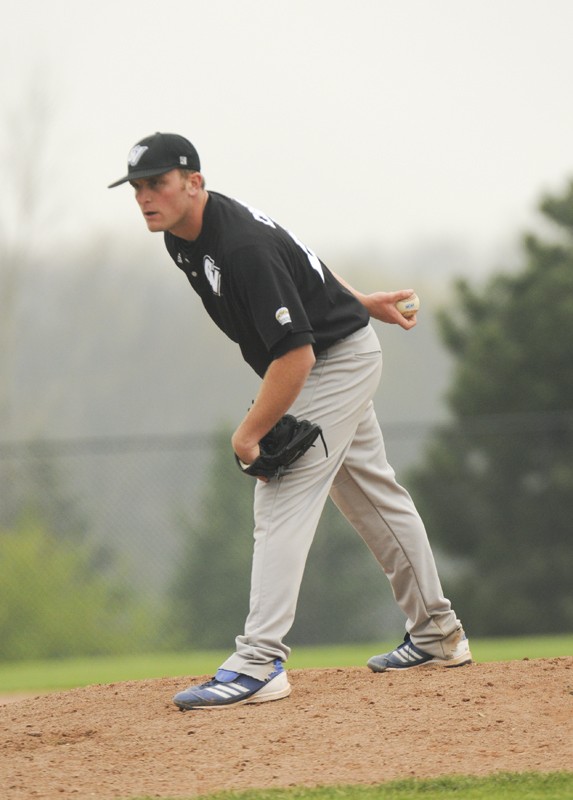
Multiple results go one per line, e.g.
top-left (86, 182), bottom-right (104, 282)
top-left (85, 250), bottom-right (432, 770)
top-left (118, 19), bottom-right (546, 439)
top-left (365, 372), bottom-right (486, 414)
top-left (3, 0), bottom-right (573, 262)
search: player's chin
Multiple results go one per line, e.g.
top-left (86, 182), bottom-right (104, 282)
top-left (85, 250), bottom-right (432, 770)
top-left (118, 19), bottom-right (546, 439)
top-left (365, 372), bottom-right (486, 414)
top-left (143, 215), bottom-right (165, 231)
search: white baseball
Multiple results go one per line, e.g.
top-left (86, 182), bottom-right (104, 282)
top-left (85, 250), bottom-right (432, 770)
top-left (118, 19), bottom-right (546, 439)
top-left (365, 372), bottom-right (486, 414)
top-left (395, 292), bottom-right (420, 318)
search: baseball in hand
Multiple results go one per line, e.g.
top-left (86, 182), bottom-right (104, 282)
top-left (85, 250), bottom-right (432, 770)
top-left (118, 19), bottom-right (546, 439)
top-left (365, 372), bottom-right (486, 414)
top-left (395, 292), bottom-right (420, 318)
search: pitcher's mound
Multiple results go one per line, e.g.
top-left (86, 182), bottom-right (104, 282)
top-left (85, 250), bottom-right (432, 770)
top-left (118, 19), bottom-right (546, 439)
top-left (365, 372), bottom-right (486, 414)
top-left (1, 657), bottom-right (571, 799)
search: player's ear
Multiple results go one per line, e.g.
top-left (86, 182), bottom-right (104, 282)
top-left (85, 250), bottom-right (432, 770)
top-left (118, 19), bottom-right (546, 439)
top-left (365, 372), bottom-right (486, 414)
top-left (183, 170), bottom-right (204, 193)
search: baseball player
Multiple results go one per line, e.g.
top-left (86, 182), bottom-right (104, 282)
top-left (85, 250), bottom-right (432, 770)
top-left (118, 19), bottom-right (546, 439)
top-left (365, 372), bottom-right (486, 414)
top-left (109, 132), bottom-right (472, 710)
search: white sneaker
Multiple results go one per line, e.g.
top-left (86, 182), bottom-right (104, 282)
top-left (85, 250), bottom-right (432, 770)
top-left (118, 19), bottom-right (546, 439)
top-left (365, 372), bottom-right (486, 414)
top-left (368, 633), bottom-right (472, 672)
top-left (173, 659), bottom-right (291, 709)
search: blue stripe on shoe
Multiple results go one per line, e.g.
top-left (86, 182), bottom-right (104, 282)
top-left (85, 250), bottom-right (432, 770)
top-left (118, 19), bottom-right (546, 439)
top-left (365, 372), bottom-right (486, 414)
top-left (367, 634), bottom-right (434, 672)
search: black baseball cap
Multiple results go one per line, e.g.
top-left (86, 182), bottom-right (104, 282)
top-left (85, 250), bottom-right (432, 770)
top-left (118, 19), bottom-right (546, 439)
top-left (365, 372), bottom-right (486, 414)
top-left (108, 132), bottom-right (201, 188)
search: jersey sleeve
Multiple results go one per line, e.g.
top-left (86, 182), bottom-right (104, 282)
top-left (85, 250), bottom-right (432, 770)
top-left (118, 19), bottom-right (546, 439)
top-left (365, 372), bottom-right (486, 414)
top-left (226, 244), bottom-right (316, 356)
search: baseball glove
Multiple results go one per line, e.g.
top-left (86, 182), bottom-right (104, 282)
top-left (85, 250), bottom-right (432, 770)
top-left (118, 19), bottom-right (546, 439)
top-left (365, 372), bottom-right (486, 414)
top-left (235, 414), bottom-right (328, 480)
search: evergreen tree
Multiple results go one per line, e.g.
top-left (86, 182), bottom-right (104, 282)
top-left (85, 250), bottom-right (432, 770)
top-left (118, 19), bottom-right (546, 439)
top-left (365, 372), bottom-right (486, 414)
top-left (408, 180), bottom-right (573, 635)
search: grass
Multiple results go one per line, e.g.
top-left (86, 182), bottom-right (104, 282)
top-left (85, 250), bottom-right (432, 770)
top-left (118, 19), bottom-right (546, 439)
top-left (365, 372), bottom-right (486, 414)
top-left (0, 634), bottom-right (571, 694)
top-left (127, 772), bottom-right (573, 800)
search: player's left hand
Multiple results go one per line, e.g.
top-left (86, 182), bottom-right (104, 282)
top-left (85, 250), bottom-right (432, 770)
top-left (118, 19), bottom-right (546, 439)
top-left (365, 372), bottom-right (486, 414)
top-left (235, 414), bottom-right (326, 482)
top-left (231, 435), bottom-right (268, 482)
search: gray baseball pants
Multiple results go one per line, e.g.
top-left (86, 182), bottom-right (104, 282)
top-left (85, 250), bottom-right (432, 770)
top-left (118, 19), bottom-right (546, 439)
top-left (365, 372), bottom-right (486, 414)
top-left (220, 324), bottom-right (461, 681)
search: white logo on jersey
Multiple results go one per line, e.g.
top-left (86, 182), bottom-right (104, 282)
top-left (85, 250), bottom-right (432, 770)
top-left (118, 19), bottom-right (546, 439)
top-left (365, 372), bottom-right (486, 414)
top-left (204, 255), bottom-right (221, 295)
top-left (275, 307), bottom-right (292, 326)
top-left (128, 145), bottom-right (149, 166)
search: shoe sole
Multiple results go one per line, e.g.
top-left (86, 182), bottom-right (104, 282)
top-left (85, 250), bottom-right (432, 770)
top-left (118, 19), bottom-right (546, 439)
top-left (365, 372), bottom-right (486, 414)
top-left (175, 680), bottom-right (292, 710)
top-left (368, 650), bottom-right (473, 673)
top-left (244, 682), bottom-right (292, 704)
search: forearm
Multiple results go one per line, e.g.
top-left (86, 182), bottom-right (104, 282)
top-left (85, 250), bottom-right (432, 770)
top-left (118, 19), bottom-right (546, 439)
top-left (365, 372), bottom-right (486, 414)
top-left (232, 344), bottom-right (316, 462)
top-left (332, 270), bottom-right (417, 330)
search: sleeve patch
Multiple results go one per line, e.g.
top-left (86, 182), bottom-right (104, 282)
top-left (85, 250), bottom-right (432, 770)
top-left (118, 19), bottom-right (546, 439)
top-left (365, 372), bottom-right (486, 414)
top-left (275, 306), bottom-right (292, 326)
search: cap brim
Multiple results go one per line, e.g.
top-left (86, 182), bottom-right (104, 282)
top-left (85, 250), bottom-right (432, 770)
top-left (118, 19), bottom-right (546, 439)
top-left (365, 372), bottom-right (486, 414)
top-left (107, 165), bottom-right (177, 189)
top-left (108, 175), bottom-right (131, 188)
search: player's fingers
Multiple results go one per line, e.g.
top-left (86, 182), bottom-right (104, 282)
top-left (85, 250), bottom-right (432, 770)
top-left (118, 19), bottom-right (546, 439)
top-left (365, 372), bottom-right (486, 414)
top-left (397, 312), bottom-right (417, 330)
top-left (389, 288), bottom-right (415, 302)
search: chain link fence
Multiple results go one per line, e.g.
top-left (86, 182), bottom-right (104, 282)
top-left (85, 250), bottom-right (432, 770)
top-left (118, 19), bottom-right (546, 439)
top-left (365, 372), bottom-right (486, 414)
top-left (1, 423), bottom-right (427, 660)
top-left (2, 413), bottom-right (571, 660)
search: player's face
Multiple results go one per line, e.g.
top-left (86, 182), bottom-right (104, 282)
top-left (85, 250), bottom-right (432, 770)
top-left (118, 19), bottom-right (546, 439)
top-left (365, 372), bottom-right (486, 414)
top-left (130, 170), bottom-right (192, 234)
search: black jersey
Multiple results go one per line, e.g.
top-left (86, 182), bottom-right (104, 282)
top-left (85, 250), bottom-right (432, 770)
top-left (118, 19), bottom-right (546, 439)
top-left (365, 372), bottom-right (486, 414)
top-left (164, 192), bottom-right (369, 377)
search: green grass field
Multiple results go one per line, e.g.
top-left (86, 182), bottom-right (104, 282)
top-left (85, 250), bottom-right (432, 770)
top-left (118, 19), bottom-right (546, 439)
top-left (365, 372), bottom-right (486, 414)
top-left (130, 772), bottom-right (573, 800)
top-left (0, 634), bottom-right (571, 694)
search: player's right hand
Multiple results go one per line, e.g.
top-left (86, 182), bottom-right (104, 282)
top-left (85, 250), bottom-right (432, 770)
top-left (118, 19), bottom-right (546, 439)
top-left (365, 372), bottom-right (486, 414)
top-left (364, 290), bottom-right (418, 329)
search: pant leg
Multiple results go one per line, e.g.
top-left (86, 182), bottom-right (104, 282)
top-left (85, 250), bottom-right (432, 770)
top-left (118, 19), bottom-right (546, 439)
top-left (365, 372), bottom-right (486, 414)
top-left (220, 324), bottom-right (462, 679)
top-left (329, 402), bottom-right (462, 658)
top-left (220, 326), bottom-right (383, 680)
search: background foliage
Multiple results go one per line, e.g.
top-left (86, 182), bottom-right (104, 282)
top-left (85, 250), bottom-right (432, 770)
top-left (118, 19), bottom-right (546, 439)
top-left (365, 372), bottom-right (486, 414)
top-left (0, 518), bottom-right (155, 661)
top-left (408, 181), bottom-right (573, 635)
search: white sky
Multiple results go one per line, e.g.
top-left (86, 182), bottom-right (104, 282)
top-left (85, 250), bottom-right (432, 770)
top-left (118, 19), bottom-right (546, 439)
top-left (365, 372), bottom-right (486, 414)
top-left (3, 0), bottom-right (573, 263)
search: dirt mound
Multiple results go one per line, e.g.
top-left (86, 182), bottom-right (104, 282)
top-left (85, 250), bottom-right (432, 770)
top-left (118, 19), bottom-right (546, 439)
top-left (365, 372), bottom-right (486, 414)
top-left (1, 657), bottom-right (571, 800)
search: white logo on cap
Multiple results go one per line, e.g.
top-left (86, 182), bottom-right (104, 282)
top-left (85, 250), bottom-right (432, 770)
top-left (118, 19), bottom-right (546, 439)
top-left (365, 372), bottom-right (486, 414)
top-left (128, 145), bottom-right (149, 166)
top-left (275, 307), bottom-right (292, 326)
top-left (179, 156), bottom-right (188, 165)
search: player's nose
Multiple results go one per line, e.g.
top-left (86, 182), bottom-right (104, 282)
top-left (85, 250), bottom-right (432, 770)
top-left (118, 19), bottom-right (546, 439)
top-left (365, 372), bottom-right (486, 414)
top-left (135, 187), bottom-right (151, 207)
